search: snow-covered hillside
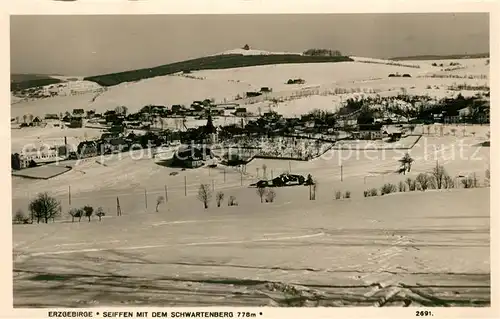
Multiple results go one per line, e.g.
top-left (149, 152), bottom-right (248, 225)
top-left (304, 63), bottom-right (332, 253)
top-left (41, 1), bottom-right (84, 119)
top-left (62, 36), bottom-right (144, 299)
top-left (10, 53), bottom-right (489, 120)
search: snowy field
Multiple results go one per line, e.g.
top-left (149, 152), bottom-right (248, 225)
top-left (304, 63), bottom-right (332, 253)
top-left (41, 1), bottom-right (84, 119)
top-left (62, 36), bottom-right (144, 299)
top-left (12, 124), bottom-right (490, 307)
top-left (13, 188), bottom-right (489, 307)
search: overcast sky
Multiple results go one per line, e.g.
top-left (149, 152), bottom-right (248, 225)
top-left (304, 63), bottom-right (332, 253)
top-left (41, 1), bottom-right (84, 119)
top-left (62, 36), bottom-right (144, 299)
top-left (10, 13), bottom-right (489, 77)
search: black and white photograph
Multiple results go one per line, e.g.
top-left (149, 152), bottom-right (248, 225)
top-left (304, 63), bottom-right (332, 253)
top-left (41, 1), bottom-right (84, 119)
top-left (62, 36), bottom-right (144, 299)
top-left (8, 10), bottom-right (493, 311)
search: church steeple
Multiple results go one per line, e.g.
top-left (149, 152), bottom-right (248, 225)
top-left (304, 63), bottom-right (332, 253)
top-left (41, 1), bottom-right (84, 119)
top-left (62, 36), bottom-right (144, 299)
top-left (205, 113), bottom-right (216, 134)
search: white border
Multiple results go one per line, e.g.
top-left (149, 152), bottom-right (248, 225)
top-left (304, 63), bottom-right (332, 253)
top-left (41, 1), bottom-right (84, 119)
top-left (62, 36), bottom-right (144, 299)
top-left (1, 2), bottom-right (498, 318)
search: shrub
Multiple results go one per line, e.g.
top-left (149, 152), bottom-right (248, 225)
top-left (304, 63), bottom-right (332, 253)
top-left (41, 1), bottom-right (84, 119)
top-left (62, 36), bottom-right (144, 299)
top-left (228, 195), bottom-right (238, 206)
top-left (461, 174), bottom-right (478, 189)
top-left (444, 175), bottom-right (455, 189)
top-left (380, 183), bottom-right (397, 195)
top-left (344, 191), bottom-right (351, 199)
top-left (13, 210), bottom-right (26, 224)
top-left (364, 190), bottom-right (369, 197)
top-left (416, 173), bottom-right (431, 191)
top-left (266, 189), bottom-right (276, 203)
top-left (370, 188), bottom-right (379, 196)
top-left (96, 207), bottom-right (105, 221)
top-left (156, 196), bottom-right (165, 212)
top-left (335, 191), bottom-right (342, 200)
top-left (405, 178), bottom-right (417, 191)
top-left (256, 186), bottom-right (267, 203)
top-left (398, 181), bottom-right (406, 192)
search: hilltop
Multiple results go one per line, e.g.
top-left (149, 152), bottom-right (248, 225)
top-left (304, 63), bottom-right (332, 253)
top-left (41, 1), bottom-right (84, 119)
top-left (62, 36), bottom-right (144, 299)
top-left (83, 52), bottom-right (353, 87)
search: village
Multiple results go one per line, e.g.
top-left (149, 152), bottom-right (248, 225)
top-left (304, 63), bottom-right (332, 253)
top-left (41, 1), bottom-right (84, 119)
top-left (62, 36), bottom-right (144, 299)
top-left (11, 87), bottom-right (490, 176)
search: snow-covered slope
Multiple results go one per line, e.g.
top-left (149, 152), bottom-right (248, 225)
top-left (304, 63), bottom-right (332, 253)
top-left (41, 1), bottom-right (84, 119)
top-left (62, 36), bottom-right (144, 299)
top-left (10, 54), bottom-right (489, 120)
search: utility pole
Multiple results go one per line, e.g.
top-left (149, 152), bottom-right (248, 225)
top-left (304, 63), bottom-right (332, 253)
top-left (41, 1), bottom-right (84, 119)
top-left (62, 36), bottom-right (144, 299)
top-left (184, 176), bottom-right (187, 196)
top-left (68, 185), bottom-right (72, 206)
top-left (144, 189), bottom-right (148, 209)
top-left (164, 185), bottom-right (168, 202)
top-left (224, 169), bottom-right (226, 183)
top-left (340, 165), bottom-right (343, 182)
top-left (212, 180), bottom-right (215, 191)
top-left (116, 197), bottom-right (122, 216)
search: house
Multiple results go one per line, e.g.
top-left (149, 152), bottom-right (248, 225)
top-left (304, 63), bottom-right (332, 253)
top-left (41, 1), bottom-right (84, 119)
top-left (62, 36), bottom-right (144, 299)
top-left (246, 92), bottom-right (262, 98)
top-left (68, 118), bottom-right (83, 128)
top-left (287, 79), bottom-right (305, 85)
top-left (234, 107), bottom-right (248, 117)
top-left (72, 109), bottom-right (85, 118)
top-left (32, 116), bottom-right (42, 126)
top-left (458, 107), bottom-right (471, 118)
top-left (172, 145), bottom-right (213, 168)
top-left (260, 87), bottom-right (272, 93)
top-left (77, 141), bottom-right (99, 158)
top-left (353, 124), bottom-right (383, 140)
top-left (44, 113), bottom-right (59, 120)
top-left (108, 138), bottom-right (129, 153)
top-left (20, 145), bottom-right (61, 164)
top-left (109, 124), bottom-right (125, 134)
top-left (86, 110), bottom-right (96, 119)
top-left (382, 125), bottom-right (404, 141)
top-left (171, 105), bottom-right (184, 114)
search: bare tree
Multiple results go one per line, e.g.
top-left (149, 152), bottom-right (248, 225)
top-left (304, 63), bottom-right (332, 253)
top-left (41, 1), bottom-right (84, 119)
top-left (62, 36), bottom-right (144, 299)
top-left (68, 208), bottom-right (82, 223)
top-left (431, 163), bottom-right (447, 189)
top-left (266, 189), bottom-right (276, 203)
top-left (256, 186), bottom-right (267, 203)
top-left (29, 192), bottom-right (61, 223)
top-left (96, 207), bottom-right (105, 221)
top-left (398, 153), bottom-right (414, 174)
top-left (197, 184), bottom-right (212, 209)
top-left (156, 196), bottom-right (165, 212)
top-left (216, 191), bottom-right (225, 207)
